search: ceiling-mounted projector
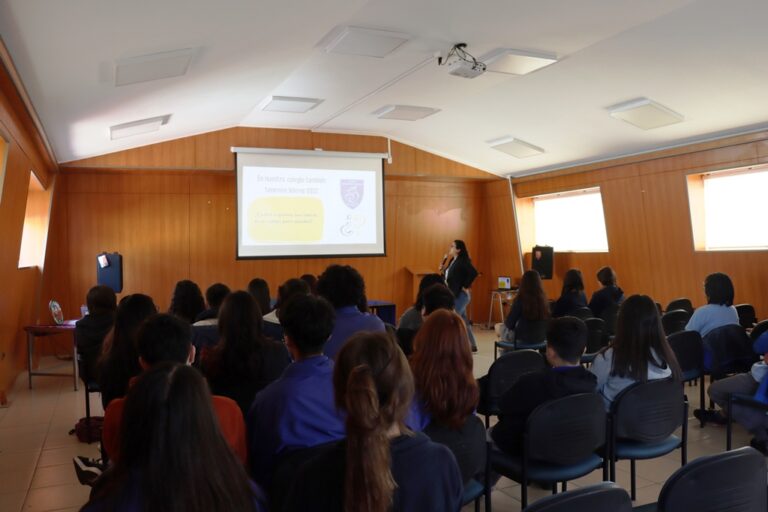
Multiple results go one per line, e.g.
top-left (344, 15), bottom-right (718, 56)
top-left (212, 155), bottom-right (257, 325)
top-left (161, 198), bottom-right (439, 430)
top-left (439, 43), bottom-right (487, 79)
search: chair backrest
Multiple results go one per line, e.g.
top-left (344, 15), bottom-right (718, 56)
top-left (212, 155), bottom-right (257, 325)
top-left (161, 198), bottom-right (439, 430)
top-left (515, 318), bottom-right (549, 344)
top-left (612, 379), bottom-right (684, 442)
top-left (751, 319), bottom-right (768, 342)
top-left (666, 298), bottom-right (693, 315)
top-left (667, 330), bottom-right (704, 377)
top-left (657, 447), bottom-right (767, 512)
top-left (599, 302), bottom-right (620, 335)
top-left (661, 309), bottom-right (690, 336)
top-left (396, 327), bottom-right (417, 356)
top-left (570, 307), bottom-right (593, 320)
top-left (735, 304), bottom-right (757, 329)
top-left (424, 414), bottom-right (486, 484)
top-left (584, 317), bottom-right (607, 355)
top-left (486, 350), bottom-right (547, 402)
top-left (527, 393), bottom-right (606, 465)
top-left (523, 482), bottom-right (633, 512)
top-left (703, 324), bottom-right (757, 377)
top-left (191, 325), bottom-right (219, 365)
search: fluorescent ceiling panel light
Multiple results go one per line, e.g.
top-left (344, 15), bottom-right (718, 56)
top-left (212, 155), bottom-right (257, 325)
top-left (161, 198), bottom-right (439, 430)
top-left (319, 26), bottom-right (410, 58)
top-left (372, 105), bottom-right (440, 121)
top-left (115, 48), bottom-right (196, 87)
top-left (260, 96), bottom-right (323, 113)
top-left (481, 48), bottom-right (558, 75)
top-left (110, 114), bottom-right (171, 140)
top-left (488, 136), bottom-right (544, 158)
top-left (608, 98), bottom-right (684, 130)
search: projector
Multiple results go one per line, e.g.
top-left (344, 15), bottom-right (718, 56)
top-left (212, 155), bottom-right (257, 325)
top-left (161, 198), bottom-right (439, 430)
top-left (448, 59), bottom-right (486, 79)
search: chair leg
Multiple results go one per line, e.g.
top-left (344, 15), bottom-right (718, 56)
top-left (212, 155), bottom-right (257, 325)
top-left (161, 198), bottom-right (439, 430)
top-left (562, 481), bottom-right (567, 492)
top-left (521, 478), bottom-right (527, 509)
top-left (474, 497), bottom-right (480, 512)
top-left (630, 459), bottom-right (636, 501)
top-left (699, 374), bottom-right (706, 428)
top-left (485, 415), bottom-right (490, 429)
top-left (551, 482), bottom-right (557, 495)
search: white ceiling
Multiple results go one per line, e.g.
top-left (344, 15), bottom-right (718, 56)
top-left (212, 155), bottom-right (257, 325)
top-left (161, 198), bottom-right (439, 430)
top-left (2, 0), bottom-right (768, 176)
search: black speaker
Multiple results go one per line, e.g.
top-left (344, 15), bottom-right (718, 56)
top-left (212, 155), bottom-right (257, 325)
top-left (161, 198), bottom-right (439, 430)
top-left (531, 245), bottom-right (553, 280)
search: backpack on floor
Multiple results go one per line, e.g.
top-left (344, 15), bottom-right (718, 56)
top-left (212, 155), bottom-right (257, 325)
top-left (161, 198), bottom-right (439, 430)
top-left (69, 416), bottom-right (104, 444)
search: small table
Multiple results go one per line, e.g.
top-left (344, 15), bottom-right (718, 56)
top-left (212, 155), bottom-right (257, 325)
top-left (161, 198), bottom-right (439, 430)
top-left (368, 300), bottom-right (397, 326)
top-left (24, 323), bottom-right (78, 391)
top-left (487, 289), bottom-right (517, 328)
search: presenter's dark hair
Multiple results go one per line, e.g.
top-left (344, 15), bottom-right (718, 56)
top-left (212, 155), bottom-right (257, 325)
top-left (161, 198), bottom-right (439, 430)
top-left (597, 267), bottom-right (617, 287)
top-left (280, 294), bottom-right (335, 355)
top-left (517, 270), bottom-right (550, 321)
top-left (86, 285), bottom-right (117, 316)
top-left (274, 278), bottom-right (310, 315)
top-left (204, 283), bottom-right (230, 313)
top-left (317, 264), bottom-right (366, 308)
top-left (136, 314), bottom-right (191, 366)
top-left (247, 278), bottom-right (272, 315)
top-left (334, 332), bottom-right (414, 512)
top-left (704, 272), bottom-right (734, 306)
top-left (607, 294), bottom-right (681, 382)
top-left (421, 283), bottom-right (455, 315)
top-left (561, 269), bottom-right (585, 296)
top-left (547, 317), bottom-right (587, 364)
top-left (411, 310), bottom-right (478, 429)
top-left (169, 280), bottom-right (205, 324)
top-left (454, 239), bottom-right (470, 260)
top-left (86, 363), bottom-right (256, 512)
top-left (206, 291), bottom-right (266, 379)
top-left (414, 273), bottom-right (446, 309)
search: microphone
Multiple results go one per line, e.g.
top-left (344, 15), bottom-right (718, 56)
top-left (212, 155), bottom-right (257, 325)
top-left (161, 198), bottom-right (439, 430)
top-left (441, 254), bottom-right (448, 267)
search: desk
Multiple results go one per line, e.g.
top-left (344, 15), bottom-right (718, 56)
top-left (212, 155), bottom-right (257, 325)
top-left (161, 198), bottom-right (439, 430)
top-left (368, 300), bottom-right (396, 326)
top-left (487, 289), bottom-right (517, 328)
top-left (24, 323), bottom-right (78, 391)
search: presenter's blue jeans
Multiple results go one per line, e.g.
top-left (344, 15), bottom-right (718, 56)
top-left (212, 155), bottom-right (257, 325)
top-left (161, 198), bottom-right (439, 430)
top-left (455, 290), bottom-right (477, 349)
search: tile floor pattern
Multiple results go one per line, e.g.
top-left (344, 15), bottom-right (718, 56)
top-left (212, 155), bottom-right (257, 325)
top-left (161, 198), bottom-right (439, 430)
top-left (0, 328), bottom-right (760, 511)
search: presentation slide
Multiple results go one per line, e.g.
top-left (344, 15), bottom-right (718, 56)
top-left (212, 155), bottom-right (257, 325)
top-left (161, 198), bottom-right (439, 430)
top-left (235, 149), bottom-right (386, 258)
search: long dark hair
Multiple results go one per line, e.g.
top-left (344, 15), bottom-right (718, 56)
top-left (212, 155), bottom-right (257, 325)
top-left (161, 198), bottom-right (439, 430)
top-left (609, 294), bottom-right (681, 382)
top-left (168, 280), bottom-right (205, 324)
top-left (86, 363), bottom-right (256, 512)
top-left (561, 268), bottom-right (585, 296)
top-left (454, 239), bottom-right (470, 261)
top-left (207, 291), bottom-right (266, 379)
top-left (516, 270), bottom-right (550, 321)
top-left (334, 332), bottom-right (414, 512)
top-left (247, 278), bottom-right (272, 316)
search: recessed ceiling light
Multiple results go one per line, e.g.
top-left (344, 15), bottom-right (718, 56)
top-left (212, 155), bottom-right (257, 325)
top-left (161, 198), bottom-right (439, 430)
top-left (481, 48), bottom-right (558, 75)
top-left (608, 98), bottom-right (684, 130)
top-left (372, 105), bottom-right (440, 121)
top-left (488, 136), bottom-right (544, 158)
top-left (110, 114), bottom-right (171, 140)
top-left (115, 48), bottom-right (197, 87)
top-left (260, 96), bottom-right (323, 113)
top-left (318, 26), bottom-right (410, 58)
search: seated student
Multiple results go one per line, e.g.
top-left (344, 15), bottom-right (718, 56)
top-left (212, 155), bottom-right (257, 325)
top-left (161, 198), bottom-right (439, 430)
top-left (410, 310), bottom-right (483, 484)
top-left (247, 278), bottom-right (272, 317)
top-left (83, 363), bottom-right (265, 512)
top-left (686, 272), bottom-right (739, 338)
top-left (200, 291), bottom-right (291, 416)
top-left (75, 285), bottom-right (117, 384)
top-left (552, 268), bottom-right (588, 317)
top-left (317, 264), bottom-right (385, 359)
top-left (193, 282), bottom-right (230, 325)
top-left (420, 283), bottom-right (456, 316)
top-left (261, 278), bottom-right (311, 342)
top-left (102, 314), bottom-right (246, 465)
top-left (284, 332), bottom-right (463, 512)
top-left (398, 273), bottom-right (445, 331)
top-left (168, 279), bottom-right (205, 324)
top-left (247, 294), bottom-right (345, 485)
top-left (589, 294), bottom-right (681, 409)
top-left (588, 266), bottom-right (624, 319)
top-left (501, 269), bottom-right (550, 342)
top-left (491, 317), bottom-right (596, 455)
top-left (97, 294), bottom-right (157, 409)
top-left (299, 273), bottom-right (318, 295)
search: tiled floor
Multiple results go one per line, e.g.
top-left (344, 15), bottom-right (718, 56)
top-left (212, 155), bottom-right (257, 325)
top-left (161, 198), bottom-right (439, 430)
top-left (0, 328), bottom-right (760, 511)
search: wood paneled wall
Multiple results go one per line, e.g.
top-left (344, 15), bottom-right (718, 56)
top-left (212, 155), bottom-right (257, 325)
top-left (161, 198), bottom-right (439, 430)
top-left (512, 131), bottom-right (768, 317)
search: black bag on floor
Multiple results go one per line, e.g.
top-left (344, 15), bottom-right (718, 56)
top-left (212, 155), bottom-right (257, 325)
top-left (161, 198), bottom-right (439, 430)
top-left (69, 416), bottom-right (104, 444)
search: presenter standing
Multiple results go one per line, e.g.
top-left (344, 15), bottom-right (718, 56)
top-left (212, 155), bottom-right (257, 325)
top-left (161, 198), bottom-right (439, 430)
top-left (440, 240), bottom-right (478, 352)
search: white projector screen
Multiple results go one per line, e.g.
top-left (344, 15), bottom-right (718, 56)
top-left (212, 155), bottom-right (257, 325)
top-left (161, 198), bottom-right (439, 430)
top-left (234, 148), bottom-right (386, 259)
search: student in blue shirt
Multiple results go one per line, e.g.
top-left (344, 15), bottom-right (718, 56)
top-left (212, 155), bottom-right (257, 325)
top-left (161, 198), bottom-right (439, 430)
top-left (685, 272), bottom-right (740, 338)
top-left (246, 294), bottom-right (345, 485)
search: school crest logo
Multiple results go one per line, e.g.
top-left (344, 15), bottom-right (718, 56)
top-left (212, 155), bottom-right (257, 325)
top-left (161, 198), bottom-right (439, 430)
top-left (340, 179), bottom-right (364, 209)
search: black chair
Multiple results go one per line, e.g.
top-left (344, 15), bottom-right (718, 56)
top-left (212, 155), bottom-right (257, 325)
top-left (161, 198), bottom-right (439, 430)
top-left (523, 482), bottom-right (632, 512)
top-left (491, 393), bottom-right (607, 508)
top-left (726, 393), bottom-right (768, 451)
top-left (655, 302), bottom-right (663, 315)
top-left (607, 379), bottom-right (687, 501)
top-left (749, 319), bottom-right (768, 342)
top-left (702, 324), bottom-right (757, 379)
top-left (495, 318), bottom-right (548, 360)
top-left (665, 298), bottom-right (693, 315)
top-left (667, 331), bottom-right (705, 427)
top-left (581, 318), bottom-right (607, 365)
top-left (661, 309), bottom-right (690, 336)
top-left (570, 307), bottom-right (593, 321)
top-left (599, 302), bottom-right (620, 336)
top-left (633, 447), bottom-right (766, 512)
top-left (478, 350), bottom-right (546, 427)
top-left (735, 304), bottom-right (757, 330)
top-left (395, 327), bottom-right (417, 356)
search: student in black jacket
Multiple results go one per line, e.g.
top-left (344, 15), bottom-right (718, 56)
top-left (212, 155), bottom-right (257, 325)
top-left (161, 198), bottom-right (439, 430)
top-left (491, 317), bottom-right (597, 456)
top-left (75, 285), bottom-right (117, 384)
top-left (588, 266), bottom-right (624, 319)
top-left (440, 240), bottom-right (479, 351)
top-left (552, 268), bottom-right (588, 317)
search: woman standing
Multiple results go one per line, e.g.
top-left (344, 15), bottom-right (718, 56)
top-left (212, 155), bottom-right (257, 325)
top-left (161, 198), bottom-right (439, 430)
top-left (440, 240), bottom-right (479, 352)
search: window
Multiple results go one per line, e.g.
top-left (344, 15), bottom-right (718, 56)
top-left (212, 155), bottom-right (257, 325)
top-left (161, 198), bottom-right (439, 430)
top-left (694, 166), bottom-right (768, 251)
top-left (532, 187), bottom-right (609, 252)
top-left (18, 171), bottom-right (53, 268)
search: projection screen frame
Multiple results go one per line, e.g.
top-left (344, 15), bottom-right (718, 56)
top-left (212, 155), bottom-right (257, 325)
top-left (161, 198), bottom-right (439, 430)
top-left (232, 147), bottom-right (389, 260)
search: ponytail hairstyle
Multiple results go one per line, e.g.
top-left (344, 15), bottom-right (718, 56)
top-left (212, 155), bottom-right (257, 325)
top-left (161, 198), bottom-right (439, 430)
top-left (334, 332), bottom-right (414, 512)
